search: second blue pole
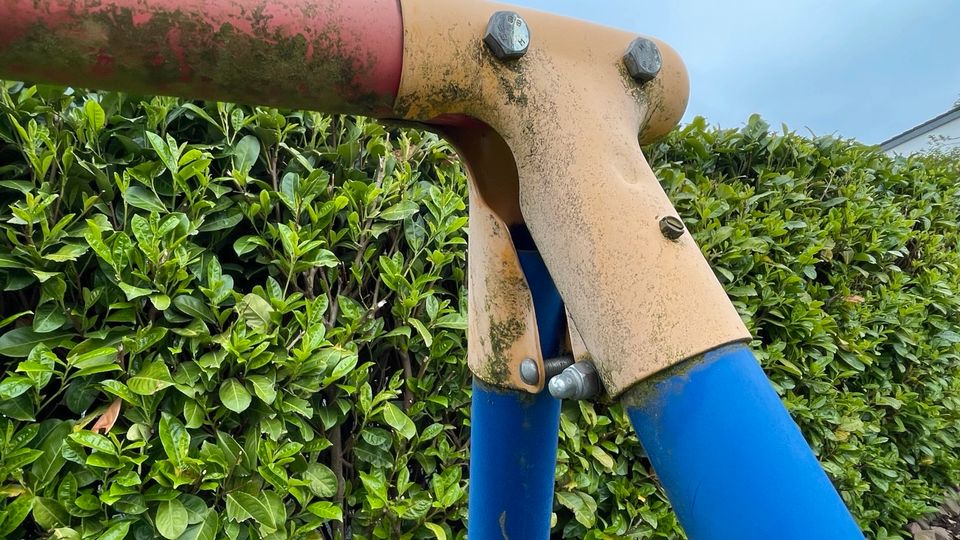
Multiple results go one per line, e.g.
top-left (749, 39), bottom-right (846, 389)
top-left (625, 344), bottom-right (865, 539)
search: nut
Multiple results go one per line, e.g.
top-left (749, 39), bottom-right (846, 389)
top-left (624, 37), bottom-right (662, 83)
top-left (484, 11), bottom-right (530, 61)
top-left (549, 361), bottom-right (601, 400)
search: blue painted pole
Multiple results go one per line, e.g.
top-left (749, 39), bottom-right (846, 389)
top-left (626, 344), bottom-right (864, 540)
top-left (467, 246), bottom-right (565, 539)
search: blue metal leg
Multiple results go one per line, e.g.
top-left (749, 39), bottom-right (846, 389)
top-left (468, 381), bottom-right (560, 538)
top-left (467, 247), bottom-right (564, 539)
top-left (626, 344), bottom-right (864, 540)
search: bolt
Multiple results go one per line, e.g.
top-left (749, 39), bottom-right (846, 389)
top-left (549, 361), bottom-right (601, 400)
top-left (519, 358), bottom-right (539, 385)
top-left (484, 11), bottom-right (530, 61)
top-left (623, 37), bottom-right (662, 84)
top-left (659, 216), bottom-right (685, 240)
top-left (519, 356), bottom-right (574, 385)
top-left (543, 356), bottom-right (574, 379)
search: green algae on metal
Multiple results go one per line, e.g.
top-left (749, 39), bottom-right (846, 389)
top-left (0, 1), bottom-right (394, 115)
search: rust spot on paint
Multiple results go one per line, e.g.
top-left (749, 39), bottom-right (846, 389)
top-left (93, 49), bottom-right (114, 77)
top-left (165, 26), bottom-right (191, 82)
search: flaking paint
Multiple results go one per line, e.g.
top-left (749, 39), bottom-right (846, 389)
top-left (0, 0), bottom-right (403, 115)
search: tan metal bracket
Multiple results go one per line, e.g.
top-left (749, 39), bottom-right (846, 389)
top-left (394, 0), bottom-right (751, 397)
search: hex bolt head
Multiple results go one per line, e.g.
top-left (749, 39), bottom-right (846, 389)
top-left (484, 11), bottom-right (530, 61)
top-left (548, 361), bottom-right (601, 400)
top-left (519, 358), bottom-right (540, 385)
top-left (623, 37), bottom-right (662, 84)
top-left (659, 216), bottom-right (685, 240)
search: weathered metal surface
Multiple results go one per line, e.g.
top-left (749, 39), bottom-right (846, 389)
top-left (0, 0), bottom-right (403, 114)
top-left (565, 311), bottom-right (592, 364)
top-left (0, 0), bottom-right (750, 396)
top-left (396, 0), bottom-right (751, 396)
top-left (442, 123), bottom-right (546, 392)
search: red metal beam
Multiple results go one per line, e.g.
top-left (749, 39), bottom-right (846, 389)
top-left (0, 0), bottom-right (404, 115)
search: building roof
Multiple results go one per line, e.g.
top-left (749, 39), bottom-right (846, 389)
top-left (880, 106), bottom-right (960, 151)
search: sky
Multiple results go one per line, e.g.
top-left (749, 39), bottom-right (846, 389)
top-left (508, 0), bottom-right (960, 144)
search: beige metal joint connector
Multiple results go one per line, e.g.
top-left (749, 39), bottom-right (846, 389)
top-left (393, 0), bottom-right (751, 397)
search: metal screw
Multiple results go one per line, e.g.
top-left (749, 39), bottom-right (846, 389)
top-left (484, 11), bottom-right (530, 61)
top-left (659, 216), bottom-right (685, 240)
top-left (519, 356), bottom-right (574, 385)
top-left (549, 361), bottom-right (601, 400)
top-left (623, 37), bottom-right (662, 83)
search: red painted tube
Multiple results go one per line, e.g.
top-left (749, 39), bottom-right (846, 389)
top-left (0, 0), bottom-right (403, 115)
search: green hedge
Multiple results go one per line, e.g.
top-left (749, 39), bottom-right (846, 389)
top-left (0, 82), bottom-right (958, 539)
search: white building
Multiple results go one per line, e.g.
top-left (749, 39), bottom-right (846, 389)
top-left (880, 106), bottom-right (960, 155)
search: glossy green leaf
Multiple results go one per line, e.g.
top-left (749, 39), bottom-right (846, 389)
top-left (69, 431), bottom-right (115, 454)
top-left (0, 327), bottom-right (69, 357)
top-left (173, 295), bottom-right (216, 323)
top-left (381, 402), bottom-right (416, 440)
top-left (424, 523), bottom-right (447, 540)
top-left (180, 510), bottom-right (219, 540)
top-left (31, 303), bottom-right (66, 333)
top-left (127, 359), bottom-right (174, 395)
top-left (156, 498), bottom-right (189, 539)
top-left (123, 186), bottom-right (167, 213)
top-left (237, 294), bottom-right (273, 332)
top-left (225, 491), bottom-right (278, 530)
top-left (97, 521), bottom-right (131, 540)
top-left (42, 243), bottom-right (89, 263)
top-left (306, 501), bottom-right (342, 522)
top-left (118, 282), bottom-right (154, 301)
top-left (0, 495), bottom-right (33, 536)
top-left (0, 375), bottom-right (34, 400)
top-left (233, 135), bottom-right (260, 176)
top-left (304, 463), bottom-right (338, 498)
top-left (247, 374), bottom-right (276, 405)
top-left (31, 497), bottom-right (70, 529)
top-left (159, 412), bottom-right (190, 467)
top-left (556, 491), bottom-right (598, 528)
top-left (380, 201), bottom-right (419, 221)
top-left (219, 379), bottom-right (251, 413)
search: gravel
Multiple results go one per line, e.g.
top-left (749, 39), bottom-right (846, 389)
top-left (911, 490), bottom-right (960, 540)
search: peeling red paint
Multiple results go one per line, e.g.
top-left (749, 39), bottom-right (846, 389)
top-left (130, 11), bottom-right (153, 27)
top-left (0, 0), bottom-right (404, 115)
top-left (165, 26), bottom-right (191, 82)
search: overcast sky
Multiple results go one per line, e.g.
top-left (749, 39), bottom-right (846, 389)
top-left (508, 0), bottom-right (960, 144)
